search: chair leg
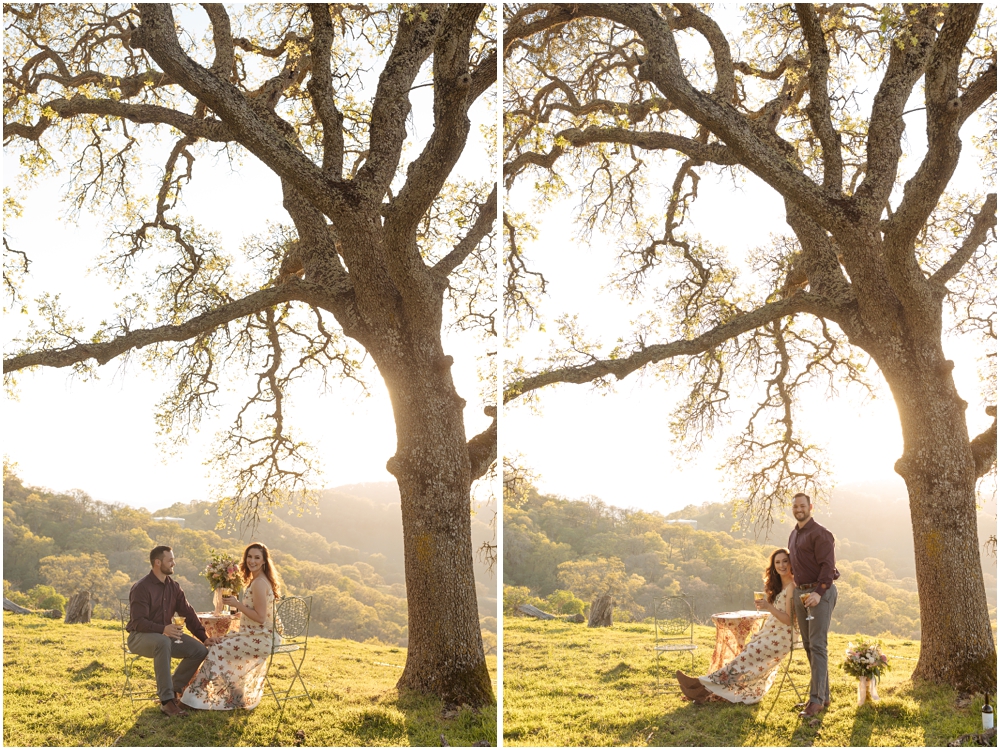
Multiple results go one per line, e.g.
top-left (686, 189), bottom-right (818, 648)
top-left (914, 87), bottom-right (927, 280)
top-left (763, 649), bottom-right (803, 722)
top-left (284, 651), bottom-right (314, 708)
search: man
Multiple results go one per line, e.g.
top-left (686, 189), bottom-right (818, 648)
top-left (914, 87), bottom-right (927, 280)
top-left (788, 492), bottom-right (839, 718)
top-left (127, 546), bottom-right (218, 717)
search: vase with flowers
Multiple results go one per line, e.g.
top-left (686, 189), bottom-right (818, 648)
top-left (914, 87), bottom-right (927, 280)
top-left (202, 550), bottom-right (243, 615)
top-left (843, 639), bottom-right (891, 706)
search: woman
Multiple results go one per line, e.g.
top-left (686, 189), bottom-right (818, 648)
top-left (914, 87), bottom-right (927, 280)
top-left (181, 543), bottom-right (283, 710)
top-left (675, 548), bottom-right (795, 704)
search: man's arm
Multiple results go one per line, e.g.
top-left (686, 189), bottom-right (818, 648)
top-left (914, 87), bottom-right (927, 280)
top-left (814, 529), bottom-right (836, 593)
top-left (177, 589), bottom-right (209, 642)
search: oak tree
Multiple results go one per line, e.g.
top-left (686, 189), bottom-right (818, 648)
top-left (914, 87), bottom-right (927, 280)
top-left (4, 3), bottom-right (496, 705)
top-left (504, 3), bottom-right (996, 692)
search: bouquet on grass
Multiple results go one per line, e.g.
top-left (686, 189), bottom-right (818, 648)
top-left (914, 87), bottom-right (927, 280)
top-left (202, 550), bottom-right (243, 613)
top-left (843, 638), bottom-right (891, 706)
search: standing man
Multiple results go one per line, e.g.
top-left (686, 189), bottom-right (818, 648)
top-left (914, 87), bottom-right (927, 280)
top-left (788, 492), bottom-right (839, 718)
top-left (127, 546), bottom-right (217, 716)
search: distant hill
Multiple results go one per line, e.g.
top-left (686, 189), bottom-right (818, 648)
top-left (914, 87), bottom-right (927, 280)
top-left (665, 479), bottom-right (997, 585)
top-left (4, 468), bottom-right (496, 648)
top-left (158, 483), bottom-right (497, 622)
top-left (504, 483), bottom-right (997, 640)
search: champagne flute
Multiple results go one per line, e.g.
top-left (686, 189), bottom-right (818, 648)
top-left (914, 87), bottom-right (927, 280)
top-left (171, 613), bottom-right (185, 643)
top-left (754, 591), bottom-right (766, 610)
top-left (220, 587), bottom-right (232, 615)
top-left (800, 592), bottom-right (815, 621)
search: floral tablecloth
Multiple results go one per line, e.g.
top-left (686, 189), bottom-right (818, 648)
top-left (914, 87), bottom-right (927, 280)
top-left (196, 612), bottom-right (240, 639)
top-left (709, 610), bottom-right (769, 672)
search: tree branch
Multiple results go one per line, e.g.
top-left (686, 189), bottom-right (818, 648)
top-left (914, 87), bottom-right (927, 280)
top-left (468, 406), bottom-right (497, 482)
top-left (387, 4), bottom-right (486, 245)
top-left (578, 3), bottom-right (854, 234)
top-left (672, 4), bottom-right (735, 104)
top-left (504, 4), bottom-right (583, 58)
top-left (5, 96), bottom-right (234, 143)
top-left (971, 406), bottom-right (997, 479)
top-left (794, 3), bottom-right (843, 192)
top-left (132, 4), bottom-right (361, 224)
top-left (852, 6), bottom-right (936, 219)
top-left (931, 193), bottom-right (997, 286)
top-left (434, 184), bottom-right (497, 277)
top-left (558, 125), bottom-right (738, 164)
top-left (200, 3), bottom-right (234, 79)
top-left (354, 5), bottom-right (441, 202)
top-left (306, 3), bottom-right (345, 180)
top-left (505, 294), bottom-right (824, 402)
top-left (4, 282), bottom-right (311, 373)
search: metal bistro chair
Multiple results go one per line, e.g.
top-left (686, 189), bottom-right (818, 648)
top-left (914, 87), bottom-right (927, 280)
top-left (117, 598), bottom-right (158, 707)
top-left (763, 611), bottom-right (807, 720)
top-left (653, 596), bottom-right (699, 691)
top-left (265, 595), bottom-right (315, 718)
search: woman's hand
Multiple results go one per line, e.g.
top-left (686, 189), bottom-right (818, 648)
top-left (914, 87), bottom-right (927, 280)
top-left (222, 596), bottom-right (240, 609)
top-left (755, 598), bottom-right (772, 613)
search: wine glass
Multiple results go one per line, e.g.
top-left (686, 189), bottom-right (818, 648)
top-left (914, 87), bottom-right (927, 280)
top-left (171, 613), bottom-right (185, 643)
top-left (220, 587), bottom-right (233, 615)
top-left (800, 592), bottom-right (815, 621)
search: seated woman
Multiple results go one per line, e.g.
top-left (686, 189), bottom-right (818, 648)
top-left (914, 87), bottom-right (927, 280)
top-left (676, 548), bottom-right (795, 704)
top-left (181, 543), bottom-right (283, 710)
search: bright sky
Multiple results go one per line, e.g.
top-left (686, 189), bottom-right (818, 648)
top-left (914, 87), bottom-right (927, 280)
top-left (503, 34), bottom-right (995, 516)
top-left (3, 15), bottom-right (496, 513)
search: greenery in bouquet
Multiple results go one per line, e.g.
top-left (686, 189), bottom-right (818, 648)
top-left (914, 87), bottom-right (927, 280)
top-left (202, 549), bottom-right (243, 592)
top-left (842, 638), bottom-right (891, 682)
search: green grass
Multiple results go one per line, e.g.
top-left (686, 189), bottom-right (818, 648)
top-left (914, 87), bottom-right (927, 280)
top-left (503, 617), bottom-right (987, 747)
top-left (3, 612), bottom-right (496, 746)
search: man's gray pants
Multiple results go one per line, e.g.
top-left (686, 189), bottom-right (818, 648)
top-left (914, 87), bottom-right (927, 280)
top-left (793, 584), bottom-right (838, 706)
top-left (127, 631), bottom-right (208, 702)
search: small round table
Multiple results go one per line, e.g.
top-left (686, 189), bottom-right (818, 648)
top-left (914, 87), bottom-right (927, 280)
top-left (196, 612), bottom-right (240, 639)
top-left (708, 609), bottom-right (769, 672)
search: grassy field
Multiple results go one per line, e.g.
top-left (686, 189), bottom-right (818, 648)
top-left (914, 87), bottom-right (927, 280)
top-left (503, 617), bottom-right (988, 747)
top-left (3, 612), bottom-right (496, 747)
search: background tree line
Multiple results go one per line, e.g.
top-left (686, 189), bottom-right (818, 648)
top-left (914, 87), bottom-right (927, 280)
top-left (504, 485), bottom-right (997, 640)
top-left (3, 464), bottom-right (496, 652)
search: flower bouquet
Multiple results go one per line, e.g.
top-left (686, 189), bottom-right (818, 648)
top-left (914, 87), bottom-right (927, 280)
top-left (843, 638), bottom-right (891, 706)
top-left (202, 550), bottom-right (243, 614)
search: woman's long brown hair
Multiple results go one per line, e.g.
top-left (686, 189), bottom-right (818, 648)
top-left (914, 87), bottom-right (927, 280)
top-left (240, 542), bottom-right (284, 598)
top-left (764, 548), bottom-right (790, 604)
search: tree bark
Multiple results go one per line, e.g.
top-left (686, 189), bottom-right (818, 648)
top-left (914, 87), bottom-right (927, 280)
top-left (588, 594), bottom-right (614, 627)
top-left (882, 360), bottom-right (997, 694)
top-left (64, 591), bottom-right (92, 624)
top-left (382, 358), bottom-right (493, 706)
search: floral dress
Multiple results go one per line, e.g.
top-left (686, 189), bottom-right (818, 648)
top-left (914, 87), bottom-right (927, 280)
top-left (181, 583), bottom-right (278, 710)
top-left (698, 586), bottom-right (795, 704)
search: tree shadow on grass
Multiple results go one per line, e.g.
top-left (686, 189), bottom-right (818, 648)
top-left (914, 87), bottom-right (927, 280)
top-left (620, 701), bottom-right (765, 746)
top-left (69, 659), bottom-right (114, 682)
top-left (397, 688), bottom-right (497, 747)
top-left (599, 661), bottom-right (639, 683)
top-left (116, 703), bottom-right (257, 747)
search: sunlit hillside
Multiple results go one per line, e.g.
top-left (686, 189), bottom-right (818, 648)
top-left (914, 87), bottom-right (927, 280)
top-left (504, 486), bottom-right (996, 639)
top-left (4, 468), bottom-right (497, 650)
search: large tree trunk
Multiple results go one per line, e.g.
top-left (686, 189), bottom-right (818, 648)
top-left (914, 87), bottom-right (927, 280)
top-left (883, 355), bottom-right (997, 694)
top-left (382, 354), bottom-right (493, 706)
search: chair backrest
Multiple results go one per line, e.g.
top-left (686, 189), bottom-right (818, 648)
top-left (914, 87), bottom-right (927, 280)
top-left (117, 598), bottom-right (131, 651)
top-left (274, 596), bottom-right (311, 643)
top-left (654, 596), bottom-right (694, 642)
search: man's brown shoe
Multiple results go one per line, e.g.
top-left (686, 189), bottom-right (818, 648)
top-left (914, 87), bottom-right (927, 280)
top-left (160, 699), bottom-right (187, 717)
top-left (798, 701), bottom-right (824, 718)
